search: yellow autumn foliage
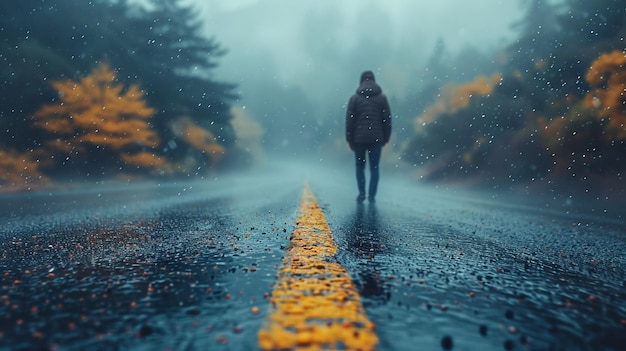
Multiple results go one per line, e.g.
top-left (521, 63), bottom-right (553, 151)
top-left (170, 116), bottom-right (225, 166)
top-left (537, 115), bottom-right (568, 150)
top-left (584, 50), bottom-right (626, 140)
top-left (32, 62), bottom-right (164, 169)
top-left (230, 106), bottom-right (264, 162)
top-left (120, 152), bottom-right (165, 168)
top-left (0, 149), bottom-right (48, 192)
top-left (416, 74), bottom-right (502, 129)
top-left (231, 106), bottom-right (264, 144)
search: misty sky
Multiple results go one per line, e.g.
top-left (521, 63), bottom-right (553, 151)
top-left (195, 0), bottom-right (525, 106)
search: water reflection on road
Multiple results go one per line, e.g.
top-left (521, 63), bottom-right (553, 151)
top-left (344, 203), bottom-right (389, 304)
top-left (1, 167), bottom-right (624, 351)
top-left (329, 184), bottom-right (626, 351)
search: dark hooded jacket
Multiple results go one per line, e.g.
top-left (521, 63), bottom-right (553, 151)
top-left (345, 71), bottom-right (392, 145)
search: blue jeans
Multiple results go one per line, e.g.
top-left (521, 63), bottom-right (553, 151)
top-left (353, 143), bottom-right (382, 198)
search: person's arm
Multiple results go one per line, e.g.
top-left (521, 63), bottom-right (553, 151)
top-left (345, 96), bottom-right (355, 148)
top-left (382, 96), bottom-right (392, 145)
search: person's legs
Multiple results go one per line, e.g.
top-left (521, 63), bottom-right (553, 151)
top-left (353, 144), bottom-right (367, 201)
top-left (367, 144), bottom-right (382, 200)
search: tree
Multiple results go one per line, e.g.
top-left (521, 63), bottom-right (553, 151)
top-left (0, 149), bottom-right (48, 192)
top-left (32, 62), bottom-right (163, 177)
top-left (1, 0), bottom-right (238, 172)
top-left (559, 0), bottom-right (626, 46)
top-left (509, 0), bottom-right (561, 67)
top-left (505, 0), bottom-right (563, 107)
top-left (112, 0), bottom-right (238, 149)
top-left (584, 51), bottom-right (626, 140)
top-left (168, 116), bottom-right (225, 173)
top-left (547, 0), bottom-right (626, 98)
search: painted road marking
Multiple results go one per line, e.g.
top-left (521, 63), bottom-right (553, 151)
top-left (258, 184), bottom-right (378, 350)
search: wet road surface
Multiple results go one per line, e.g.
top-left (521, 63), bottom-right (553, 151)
top-left (0, 164), bottom-right (624, 350)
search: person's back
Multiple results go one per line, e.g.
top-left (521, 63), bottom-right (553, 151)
top-left (345, 71), bottom-right (392, 202)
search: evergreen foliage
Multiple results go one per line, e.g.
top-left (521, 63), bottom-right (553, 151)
top-left (0, 0), bottom-right (237, 185)
top-left (403, 0), bottom-right (626, 186)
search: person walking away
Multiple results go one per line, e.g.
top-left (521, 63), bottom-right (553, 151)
top-left (345, 71), bottom-right (392, 202)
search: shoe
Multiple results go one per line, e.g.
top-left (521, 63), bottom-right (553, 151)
top-left (368, 196), bottom-right (376, 203)
top-left (356, 194), bottom-right (366, 202)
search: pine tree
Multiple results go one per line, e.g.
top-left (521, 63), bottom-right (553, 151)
top-left (2, 0), bottom-right (238, 177)
top-left (115, 0), bottom-right (238, 148)
top-left (559, 0), bottom-right (626, 45)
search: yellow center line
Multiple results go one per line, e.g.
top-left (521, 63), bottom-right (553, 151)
top-left (258, 184), bottom-right (378, 351)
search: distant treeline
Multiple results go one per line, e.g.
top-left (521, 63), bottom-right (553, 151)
top-left (2, 0), bottom-right (625, 193)
top-left (0, 0), bottom-right (246, 191)
top-left (402, 0), bottom-right (625, 190)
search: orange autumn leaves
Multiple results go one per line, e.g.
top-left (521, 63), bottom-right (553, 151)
top-left (417, 74), bottom-right (502, 128)
top-left (170, 116), bottom-right (225, 166)
top-left (535, 50), bottom-right (625, 175)
top-left (540, 50), bottom-right (626, 145)
top-left (32, 62), bottom-right (164, 171)
top-left (416, 51), bottom-right (625, 140)
top-left (411, 50), bottom-right (625, 180)
top-left (0, 62), bottom-right (231, 191)
top-left (584, 50), bottom-right (626, 140)
top-left (0, 150), bottom-right (48, 192)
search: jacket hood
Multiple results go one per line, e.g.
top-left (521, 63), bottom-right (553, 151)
top-left (360, 70), bottom-right (376, 84)
top-left (357, 80), bottom-right (382, 97)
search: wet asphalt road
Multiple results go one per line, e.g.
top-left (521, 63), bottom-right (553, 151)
top-left (0, 163), bottom-right (625, 351)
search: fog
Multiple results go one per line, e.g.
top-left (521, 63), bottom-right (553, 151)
top-left (2, 4), bottom-right (625, 350)
top-left (194, 0), bottom-right (525, 156)
top-left (200, 0), bottom-right (520, 99)
top-left (2, 0), bottom-right (624, 199)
